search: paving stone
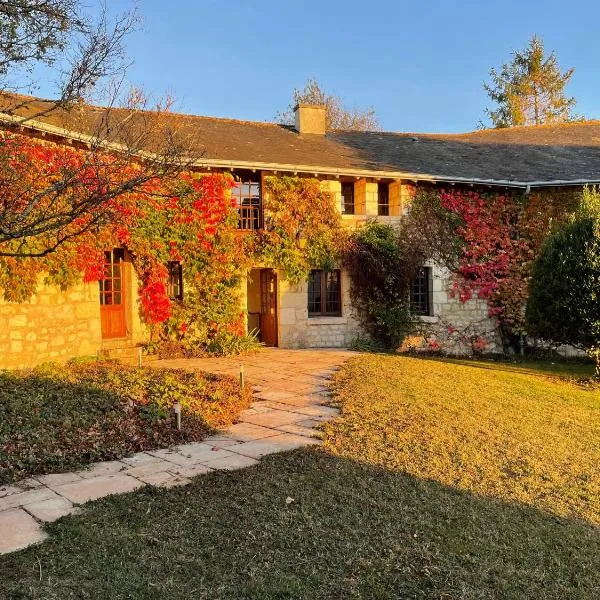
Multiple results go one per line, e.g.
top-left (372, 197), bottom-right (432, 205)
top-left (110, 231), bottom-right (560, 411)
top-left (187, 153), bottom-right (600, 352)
top-left (120, 452), bottom-right (164, 467)
top-left (297, 418), bottom-right (325, 429)
top-left (18, 478), bottom-right (44, 490)
top-left (37, 472), bottom-right (84, 486)
top-left (290, 405), bottom-right (340, 418)
top-left (0, 485), bottom-right (23, 499)
top-left (201, 437), bottom-right (242, 449)
top-left (0, 487), bottom-right (59, 512)
top-left (77, 460), bottom-right (126, 479)
top-left (166, 464), bottom-right (213, 478)
top-left (228, 434), bottom-right (319, 459)
top-left (149, 444), bottom-right (232, 467)
top-left (123, 460), bottom-right (173, 478)
top-left (225, 422), bottom-right (282, 442)
top-left (275, 423), bottom-right (321, 438)
top-left (242, 409), bottom-right (305, 428)
top-left (0, 509), bottom-right (47, 555)
top-left (266, 395), bottom-right (319, 408)
top-left (202, 454), bottom-right (259, 471)
top-left (253, 390), bottom-right (297, 402)
top-left (52, 474), bottom-right (142, 504)
top-left (25, 496), bottom-right (77, 522)
top-left (136, 471), bottom-right (191, 489)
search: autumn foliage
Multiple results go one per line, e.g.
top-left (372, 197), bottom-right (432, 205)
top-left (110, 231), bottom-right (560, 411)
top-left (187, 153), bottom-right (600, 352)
top-left (0, 132), bottom-right (246, 349)
top-left (431, 188), bottom-right (576, 343)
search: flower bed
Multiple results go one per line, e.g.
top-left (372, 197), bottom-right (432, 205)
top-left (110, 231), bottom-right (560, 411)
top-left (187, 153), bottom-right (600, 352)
top-left (0, 361), bottom-right (251, 483)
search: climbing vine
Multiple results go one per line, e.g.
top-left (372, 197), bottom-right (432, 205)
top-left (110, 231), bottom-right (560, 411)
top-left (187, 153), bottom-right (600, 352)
top-left (0, 133), bottom-right (250, 354)
top-left (258, 176), bottom-right (347, 282)
top-left (407, 187), bottom-right (578, 348)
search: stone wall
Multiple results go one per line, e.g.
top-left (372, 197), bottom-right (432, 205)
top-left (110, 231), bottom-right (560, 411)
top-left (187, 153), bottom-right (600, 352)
top-left (0, 280), bottom-right (103, 369)
top-left (0, 262), bottom-right (146, 369)
top-left (407, 263), bottom-right (502, 354)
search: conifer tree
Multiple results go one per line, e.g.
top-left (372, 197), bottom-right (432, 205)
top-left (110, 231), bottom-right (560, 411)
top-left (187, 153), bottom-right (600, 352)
top-left (483, 36), bottom-right (577, 128)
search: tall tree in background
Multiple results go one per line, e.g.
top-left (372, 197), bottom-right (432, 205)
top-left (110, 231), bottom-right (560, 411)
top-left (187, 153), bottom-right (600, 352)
top-left (483, 36), bottom-right (577, 128)
top-left (276, 78), bottom-right (380, 131)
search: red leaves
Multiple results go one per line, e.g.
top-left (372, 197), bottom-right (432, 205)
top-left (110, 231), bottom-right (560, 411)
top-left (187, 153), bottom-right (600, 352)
top-left (140, 266), bottom-right (171, 324)
top-left (440, 189), bottom-right (569, 332)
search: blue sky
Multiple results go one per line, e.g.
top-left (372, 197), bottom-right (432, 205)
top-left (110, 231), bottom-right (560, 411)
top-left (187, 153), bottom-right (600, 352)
top-left (43, 0), bottom-right (600, 133)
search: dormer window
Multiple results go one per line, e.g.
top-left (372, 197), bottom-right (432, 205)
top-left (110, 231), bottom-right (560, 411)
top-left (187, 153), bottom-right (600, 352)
top-left (232, 171), bottom-right (262, 230)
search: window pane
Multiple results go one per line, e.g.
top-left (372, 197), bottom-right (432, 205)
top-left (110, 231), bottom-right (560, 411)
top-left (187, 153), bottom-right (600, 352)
top-left (308, 270), bottom-right (322, 314)
top-left (410, 267), bottom-right (430, 315)
top-left (341, 183), bottom-right (354, 215)
top-left (325, 271), bottom-right (341, 314)
top-left (167, 261), bottom-right (183, 301)
top-left (234, 173), bottom-right (262, 230)
top-left (378, 184), bottom-right (389, 216)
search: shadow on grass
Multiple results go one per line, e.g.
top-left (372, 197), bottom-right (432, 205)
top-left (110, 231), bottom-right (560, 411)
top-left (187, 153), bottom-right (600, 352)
top-left (1, 448), bottom-right (598, 599)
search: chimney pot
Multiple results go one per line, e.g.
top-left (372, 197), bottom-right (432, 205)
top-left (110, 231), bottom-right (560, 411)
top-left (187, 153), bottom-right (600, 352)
top-left (294, 104), bottom-right (327, 135)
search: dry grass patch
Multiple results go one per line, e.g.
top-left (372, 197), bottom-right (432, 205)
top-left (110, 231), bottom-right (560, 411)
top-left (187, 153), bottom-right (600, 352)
top-left (324, 354), bottom-right (600, 525)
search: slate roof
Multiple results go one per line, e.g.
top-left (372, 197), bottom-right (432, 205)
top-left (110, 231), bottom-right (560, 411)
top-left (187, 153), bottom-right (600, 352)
top-left (2, 93), bottom-right (600, 188)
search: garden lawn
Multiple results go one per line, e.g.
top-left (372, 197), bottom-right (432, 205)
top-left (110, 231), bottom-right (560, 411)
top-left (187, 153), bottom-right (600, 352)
top-left (324, 354), bottom-right (600, 525)
top-left (0, 361), bottom-right (250, 483)
top-left (1, 355), bottom-right (599, 599)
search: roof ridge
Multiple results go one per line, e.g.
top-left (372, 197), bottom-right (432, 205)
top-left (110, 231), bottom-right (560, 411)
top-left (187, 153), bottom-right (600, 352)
top-left (458, 120), bottom-right (600, 136)
top-left (0, 91), bottom-right (285, 129)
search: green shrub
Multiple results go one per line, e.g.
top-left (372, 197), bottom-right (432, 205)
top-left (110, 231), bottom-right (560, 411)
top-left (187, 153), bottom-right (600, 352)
top-left (344, 222), bottom-right (417, 349)
top-left (527, 188), bottom-right (600, 374)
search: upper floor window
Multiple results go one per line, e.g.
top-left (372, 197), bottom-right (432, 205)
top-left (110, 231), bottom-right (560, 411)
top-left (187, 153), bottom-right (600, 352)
top-left (167, 261), bottom-right (183, 301)
top-left (410, 266), bottom-right (433, 316)
top-left (341, 182), bottom-right (355, 215)
top-left (308, 269), bottom-right (342, 317)
top-left (377, 183), bottom-right (389, 216)
top-left (232, 171), bottom-right (262, 230)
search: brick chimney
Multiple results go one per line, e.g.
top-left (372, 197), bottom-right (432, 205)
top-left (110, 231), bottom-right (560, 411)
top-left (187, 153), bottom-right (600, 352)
top-left (294, 104), bottom-right (327, 135)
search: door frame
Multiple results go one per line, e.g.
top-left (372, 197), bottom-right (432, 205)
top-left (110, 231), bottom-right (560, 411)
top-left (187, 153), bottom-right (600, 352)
top-left (259, 268), bottom-right (278, 347)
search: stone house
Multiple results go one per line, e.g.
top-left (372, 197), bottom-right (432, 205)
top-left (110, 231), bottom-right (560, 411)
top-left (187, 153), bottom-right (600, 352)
top-left (1, 96), bottom-right (600, 368)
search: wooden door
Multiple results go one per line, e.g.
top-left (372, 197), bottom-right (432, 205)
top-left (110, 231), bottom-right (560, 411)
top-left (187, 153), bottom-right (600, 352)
top-left (259, 269), bottom-right (278, 347)
top-left (99, 249), bottom-right (127, 339)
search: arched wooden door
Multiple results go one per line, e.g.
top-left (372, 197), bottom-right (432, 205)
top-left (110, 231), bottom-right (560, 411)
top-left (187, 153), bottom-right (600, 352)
top-left (259, 269), bottom-right (278, 347)
top-left (99, 249), bottom-right (127, 339)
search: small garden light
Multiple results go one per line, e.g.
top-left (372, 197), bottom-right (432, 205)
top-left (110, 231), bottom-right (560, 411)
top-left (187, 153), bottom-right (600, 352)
top-left (173, 401), bottom-right (182, 430)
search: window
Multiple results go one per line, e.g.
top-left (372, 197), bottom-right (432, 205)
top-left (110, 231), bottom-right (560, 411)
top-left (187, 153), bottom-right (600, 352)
top-left (167, 261), bottom-right (183, 301)
top-left (410, 266), bottom-right (433, 316)
top-left (341, 182), bottom-right (354, 215)
top-left (99, 249), bottom-right (125, 306)
top-left (377, 183), bottom-right (389, 216)
top-left (232, 171), bottom-right (262, 230)
top-left (308, 269), bottom-right (342, 316)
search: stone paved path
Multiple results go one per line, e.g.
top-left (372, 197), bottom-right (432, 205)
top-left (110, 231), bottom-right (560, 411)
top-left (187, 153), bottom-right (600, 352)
top-left (0, 348), bottom-right (354, 555)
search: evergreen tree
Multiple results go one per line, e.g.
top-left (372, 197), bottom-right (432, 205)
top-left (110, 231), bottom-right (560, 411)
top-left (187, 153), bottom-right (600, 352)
top-left (483, 36), bottom-right (577, 128)
top-left (526, 188), bottom-right (600, 375)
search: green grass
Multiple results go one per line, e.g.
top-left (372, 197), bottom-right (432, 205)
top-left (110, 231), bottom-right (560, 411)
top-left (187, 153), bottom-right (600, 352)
top-left (1, 356), bottom-right (599, 599)
top-left (0, 361), bottom-right (249, 483)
